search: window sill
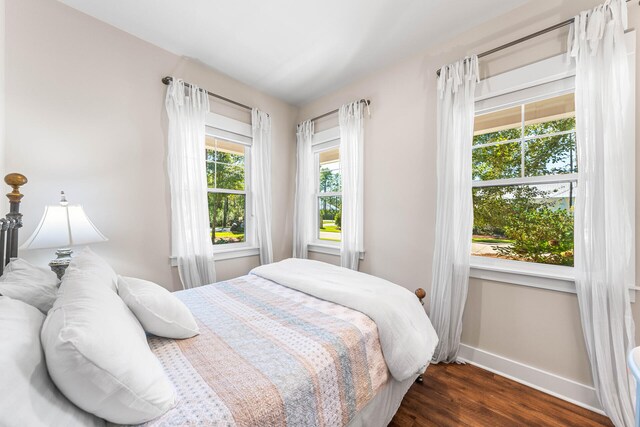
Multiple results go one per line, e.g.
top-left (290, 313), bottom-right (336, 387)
top-left (213, 245), bottom-right (260, 260)
top-left (170, 246), bottom-right (260, 266)
top-left (470, 256), bottom-right (636, 302)
top-left (469, 256), bottom-right (576, 294)
top-left (307, 243), bottom-right (364, 260)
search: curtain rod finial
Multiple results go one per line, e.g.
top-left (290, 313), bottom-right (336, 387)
top-left (161, 76), bottom-right (173, 85)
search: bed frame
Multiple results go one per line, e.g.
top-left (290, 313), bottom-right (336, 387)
top-left (0, 173), bottom-right (27, 276)
top-left (414, 287), bottom-right (428, 383)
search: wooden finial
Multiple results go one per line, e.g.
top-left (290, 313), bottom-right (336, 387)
top-left (5, 173), bottom-right (27, 204)
top-left (415, 288), bottom-right (426, 305)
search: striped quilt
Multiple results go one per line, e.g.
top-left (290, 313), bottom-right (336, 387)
top-left (142, 274), bottom-right (389, 427)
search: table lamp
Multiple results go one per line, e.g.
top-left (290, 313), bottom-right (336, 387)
top-left (20, 191), bottom-right (108, 279)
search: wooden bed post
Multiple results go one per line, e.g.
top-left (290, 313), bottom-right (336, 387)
top-left (414, 288), bottom-right (428, 383)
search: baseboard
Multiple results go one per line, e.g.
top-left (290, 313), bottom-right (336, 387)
top-left (458, 344), bottom-right (604, 416)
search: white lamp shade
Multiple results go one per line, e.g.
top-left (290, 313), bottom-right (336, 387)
top-left (21, 204), bottom-right (108, 250)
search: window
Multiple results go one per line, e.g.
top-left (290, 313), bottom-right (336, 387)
top-left (206, 134), bottom-right (249, 246)
top-left (471, 92), bottom-right (577, 266)
top-left (315, 143), bottom-right (342, 243)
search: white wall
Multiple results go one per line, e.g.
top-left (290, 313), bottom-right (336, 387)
top-left (297, 0), bottom-right (640, 390)
top-left (0, 0), bottom-right (5, 201)
top-left (5, 0), bottom-right (297, 291)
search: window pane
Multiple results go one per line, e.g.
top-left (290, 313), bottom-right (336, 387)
top-left (206, 161), bottom-right (215, 188)
top-left (525, 133), bottom-right (577, 177)
top-left (472, 142), bottom-right (522, 181)
top-left (472, 183), bottom-right (575, 266)
top-left (205, 136), bottom-right (245, 190)
top-left (319, 147), bottom-right (341, 192)
top-left (318, 195), bottom-right (341, 242)
top-left (473, 106), bottom-right (522, 146)
top-left (524, 93), bottom-right (575, 137)
top-left (215, 139), bottom-right (245, 166)
top-left (208, 193), bottom-right (246, 245)
top-left (216, 163), bottom-right (245, 191)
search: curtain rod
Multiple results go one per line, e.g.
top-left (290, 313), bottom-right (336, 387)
top-left (308, 99), bottom-right (371, 123)
top-left (162, 76), bottom-right (253, 111)
top-left (436, 0), bottom-right (637, 77)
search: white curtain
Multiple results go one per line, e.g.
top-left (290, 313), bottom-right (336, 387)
top-left (339, 102), bottom-right (365, 270)
top-left (251, 109), bottom-right (273, 265)
top-left (430, 56), bottom-right (479, 363)
top-left (570, 1), bottom-right (635, 425)
top-left (165, 79), bottom-right (216, 289)
top-left (293, 120), bottom-right (314, 259)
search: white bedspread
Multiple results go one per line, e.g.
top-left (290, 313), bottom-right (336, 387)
top-left (251, 259), bottom-right (438, 381)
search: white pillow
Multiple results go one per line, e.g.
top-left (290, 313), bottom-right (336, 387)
top-left (0, 296), bottom-right (104, 427)
top-left (41, 269), bottom-right (176, 424)
top-left (118, 276), bottom-right (199, 339)
top-left (0, 258), bottom-right (59, 313)
top-left (66, 247), bottom-right (118, 291)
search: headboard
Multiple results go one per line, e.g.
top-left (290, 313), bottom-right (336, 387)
top-left (0, 173), bottom-right (27, 276)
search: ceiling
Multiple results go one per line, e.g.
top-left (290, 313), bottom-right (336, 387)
top-left (59, 0), bottom-right (528, 106)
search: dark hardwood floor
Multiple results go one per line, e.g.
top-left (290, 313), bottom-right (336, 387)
top-left (389, 363), bottom-right (613, 427)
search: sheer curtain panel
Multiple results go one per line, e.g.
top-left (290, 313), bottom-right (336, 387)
top-left (251, 109), bottom-right (274, 265)
top-left (293, 120), bottom-right (314, 259)
top-left (570, 1), bottom-right (635, 425)
top-left (339, 102), bottom-right (364, 270)
top-left (430, 56), bottom-right (479, 363)
top-left (165, 79), bottom-right (216, 289)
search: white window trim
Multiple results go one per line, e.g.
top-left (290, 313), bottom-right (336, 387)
top-left (470, 31), bottom-right (636, 296)
top-left (205, 113), bottom-right (259, 258)
top-left (312, 126), bottom-right (340, 146)
top-left (312, 134), bottom-right (341, 249)
top-left (206, 125), bottom-right (255, 252)
top-left (470, 256), bottom-right (575, 292)
top-left (470, 256), bottom-right (636, 302)
top-left (170, 112), bottom-right (260, 264)
top-left (307, 243), bottom-right (365, 259)
top-left (473, 173), bottom-right (577, 189)
top-left (170, 246), bottom-right (259, 266)
top-left (306, 126), bottom-right (365, 259)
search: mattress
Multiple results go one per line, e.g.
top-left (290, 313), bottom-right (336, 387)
top-left (137, 274), bottom-right (391, 427)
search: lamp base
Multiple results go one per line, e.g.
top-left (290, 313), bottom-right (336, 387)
top-left (49, 248), bottom-right (73, 280)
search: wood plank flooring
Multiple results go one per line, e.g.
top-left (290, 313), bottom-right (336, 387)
top-left (389, 363), bottom-right (613, 427)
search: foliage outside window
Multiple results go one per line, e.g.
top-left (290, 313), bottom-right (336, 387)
top-left (206, 136), bottom-right (247, 245)
top-left (317, 146), bottom-right (342, 242)
top-left (472, 93), bottom-right (577, 266)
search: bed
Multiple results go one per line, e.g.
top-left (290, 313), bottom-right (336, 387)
top-left (129, 260), bottom-right (439, 427)
top-left (0, 175), bottom-right (439, 427)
